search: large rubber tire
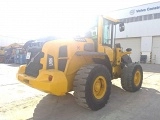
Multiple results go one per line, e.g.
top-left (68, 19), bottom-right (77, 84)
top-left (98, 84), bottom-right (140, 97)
top-left (121, 63), bottom-right (143, 92)
top-left (73, 64), bottom-right (111, 111)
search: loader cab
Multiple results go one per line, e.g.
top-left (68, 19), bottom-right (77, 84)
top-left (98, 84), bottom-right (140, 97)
top-left (89, 16), bottom-right (125, 52)
top-left (102, 18), bottom-right (125, 47)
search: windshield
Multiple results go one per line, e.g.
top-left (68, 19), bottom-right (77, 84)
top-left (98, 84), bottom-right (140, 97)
top-left (103, 19), bottom-right (112, 45)
top-left (83, 17), bottom-right (113, 45)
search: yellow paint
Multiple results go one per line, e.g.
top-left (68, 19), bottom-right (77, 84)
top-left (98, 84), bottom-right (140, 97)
top-left (18, 65), bottom-right (26, 74)
top-left (97, 16), bottom-right (103, 48)
top-left (93, 76), bottom-right (107, 99)
top-left (134, 70), bottom-right (141, 86)
top-left (104, 46), bottom-right (114, 62)
top-left (112, 65), bottom-right (122, 79)
top-left (17, 68), bottom-right (67, 96)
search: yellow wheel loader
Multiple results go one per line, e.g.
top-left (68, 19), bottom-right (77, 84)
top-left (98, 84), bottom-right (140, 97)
top-left (17, 15), bottom-right (143, 111)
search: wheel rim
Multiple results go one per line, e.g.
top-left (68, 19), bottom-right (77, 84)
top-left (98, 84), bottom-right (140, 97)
top-left (134, 70), bottom-right (141, 86)
top-left (93, 76), bottom-right (107, 99)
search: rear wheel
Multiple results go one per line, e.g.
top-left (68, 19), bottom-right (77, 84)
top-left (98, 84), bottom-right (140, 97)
top-left (73, 64), bottom-right (111, 111)
top-left (121, 63), bottom-right (143, 92)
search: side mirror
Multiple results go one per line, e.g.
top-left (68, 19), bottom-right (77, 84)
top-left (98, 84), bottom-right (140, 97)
top-left (92, 31), bottom-right (97, 36)
top-left (119, 22), bottom-right (125, 32)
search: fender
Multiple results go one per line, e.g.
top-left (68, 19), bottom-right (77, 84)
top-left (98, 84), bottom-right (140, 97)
top-left (75, 51), bottom-right (113, 78)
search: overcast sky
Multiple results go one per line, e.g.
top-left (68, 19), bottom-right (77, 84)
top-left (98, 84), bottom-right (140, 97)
top-left (0, 0), bottom-right (159, 41)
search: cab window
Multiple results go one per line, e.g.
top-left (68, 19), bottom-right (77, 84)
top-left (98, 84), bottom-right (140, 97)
top-left (103, 19), bottom-right (113, 46)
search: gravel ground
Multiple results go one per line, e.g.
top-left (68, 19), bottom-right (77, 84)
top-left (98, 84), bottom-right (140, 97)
top-left (0, 63), bottom-right (160, 120)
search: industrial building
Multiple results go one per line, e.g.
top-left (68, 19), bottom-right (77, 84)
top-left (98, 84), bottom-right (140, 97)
top-left (1, 2), bottom-right (160, 64)
top-left (108, 1), bottom-right (160, 64)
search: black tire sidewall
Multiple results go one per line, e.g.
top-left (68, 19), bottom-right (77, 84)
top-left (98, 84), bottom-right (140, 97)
top-left (85, 65), bottom-right (111, 110)
top-left (121, 63), bottom-right (143, 92)
top-left (131, 64), bottom-right (143, 90)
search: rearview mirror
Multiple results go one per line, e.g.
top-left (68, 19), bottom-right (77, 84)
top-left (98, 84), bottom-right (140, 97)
top-left (119, 22), bottom-right (125, 32)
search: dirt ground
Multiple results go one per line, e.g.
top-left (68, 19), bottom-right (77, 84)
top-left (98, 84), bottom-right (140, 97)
top-left (0, 63), bottom-right (160, 120)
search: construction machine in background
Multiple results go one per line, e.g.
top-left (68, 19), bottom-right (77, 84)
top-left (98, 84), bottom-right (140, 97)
top-left (0, 46), bottom-right (5, 63)
top-left (17, 15), bottom-right (143, 111)
top-left (4, 43), bottom-right (23, 63)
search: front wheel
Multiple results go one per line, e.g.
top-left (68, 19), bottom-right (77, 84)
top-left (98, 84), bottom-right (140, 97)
top-left (121, 63), bottom-right (143, 92)
top-left (73, 64), bottom-right (111, 111)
